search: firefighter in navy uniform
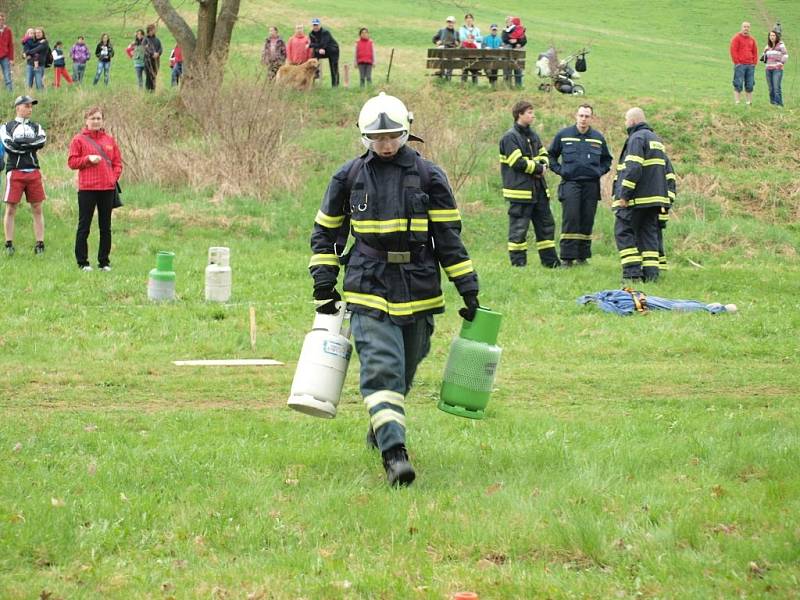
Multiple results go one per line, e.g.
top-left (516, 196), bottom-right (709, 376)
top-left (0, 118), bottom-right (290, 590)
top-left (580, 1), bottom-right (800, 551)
top-left (657, 158), bottom-right (677, 270)
top-left (309, 92), bottom-right (480, 487)
top-left (548, 104), bottom-right (612, 267)
top-left (499, 100), bottom-right (560, 268)
top-left (611, 107), bottom-right (673, 283)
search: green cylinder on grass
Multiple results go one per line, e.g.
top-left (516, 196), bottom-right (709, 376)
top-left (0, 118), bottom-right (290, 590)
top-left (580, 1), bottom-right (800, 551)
top-left (148, 251), bottom-right (176, 301)
top-left (438, 307), bottom-right (502, 420)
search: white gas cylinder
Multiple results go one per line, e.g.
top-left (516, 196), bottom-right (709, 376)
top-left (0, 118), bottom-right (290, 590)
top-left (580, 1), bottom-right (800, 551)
top-left (287, 303), bottom-right (352, 418)
top-left (205, 246), bottom-right (232, 302)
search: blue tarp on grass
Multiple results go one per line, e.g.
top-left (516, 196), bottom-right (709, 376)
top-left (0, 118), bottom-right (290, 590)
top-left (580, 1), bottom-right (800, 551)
top-left (578, 289), bottom-right (735, 316)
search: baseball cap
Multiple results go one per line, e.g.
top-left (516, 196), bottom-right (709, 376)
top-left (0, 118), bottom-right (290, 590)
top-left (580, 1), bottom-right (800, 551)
top-left (310, 18), bottom-right (321, 25)
top-left (490, 24), bottom-right (498, 30)
top-left (446, 16), bottom-right (456, 22)
top-left (14, 95), bottom-right (37, 107)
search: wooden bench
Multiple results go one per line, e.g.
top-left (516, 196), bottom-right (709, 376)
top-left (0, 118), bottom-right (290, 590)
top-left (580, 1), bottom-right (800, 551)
top-left (426, 48), bottom-right (526, 79)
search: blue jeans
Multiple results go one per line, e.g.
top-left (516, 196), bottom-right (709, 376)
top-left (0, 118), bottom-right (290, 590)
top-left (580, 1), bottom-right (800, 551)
top-left (134, 65), bottom-right (144, 88)
top-left (93, 61), bottom-right (111, 85)
top-left (171, 62), bottom-right (182, 87)
top-left (351, 311), bottom-right (433, 452)
top-left (26, 64), bottom-right (44, 88)
top-left (73, 62), bottom-right (87, 84)
top-left (733, 63), bottom-right (755, 92)
top-left (0, 57), bottom-right (12, 90)
top-left (766, 69), bottom-right (783, 106)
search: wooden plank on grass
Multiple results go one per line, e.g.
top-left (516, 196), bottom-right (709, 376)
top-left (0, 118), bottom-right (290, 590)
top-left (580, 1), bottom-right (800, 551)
top-left (173, 359), bottom-right (284, 366)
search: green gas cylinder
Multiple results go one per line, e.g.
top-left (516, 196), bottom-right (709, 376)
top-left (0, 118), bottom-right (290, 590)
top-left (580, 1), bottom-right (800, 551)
top-left (438, 307), bottom-right (502, 420)
top-left (148, 251), bottom-right (176, 301)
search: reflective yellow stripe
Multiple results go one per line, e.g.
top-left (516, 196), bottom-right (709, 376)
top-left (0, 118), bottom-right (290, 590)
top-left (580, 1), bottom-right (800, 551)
top-left (611, 199), bottom-right (627, 208)
top-left (585, 138), bottom-right (603, 144)
top-left (502, 188), bottom-right (533, 199)
top-left (667, 191), bottom-right (676, 200)
top-left (506, 148), bottom-right (522, 165)
top-left (642, 158), bottom-right (665, 167)
top-left (364, 390), bottom-right (404, 411)
top-left (371, 408), bottom-right (406, 431)
top-left (409, 218), bottom-right (428, 232)
top-left (308, 253), bottom-right (339, 267)
top-left (622, 179), bottom-right (637, 189)
top-left (508, 241), bottom-right (528, 251)
top-left (352, 218), bottom-right (409, 234)
top-left (642, 260), bottom-right (659, 267)
top-left (624, 154), bottom-right (644, 164)
top-left (428, 208), bottom-right (461, 222)
top-left (499, 153), bottom-right (508, 164)
top-left (537, 149), bottom-right (550, 166)
top-left (665, 173), bottom-right (677, 181)
top-left (561, 137), bottom-right (581, 142)
top-left (632, 195), bottom-right (669, 204)
top-left (641, 251), bottom-right (659, 258)
top-left (315, 210), bottom-right (345, 229)
top-left (659, 213), bottom-right (670, 221)
top-left (443, 259), bottom-right (474, 279)
top-left (536, 240), bottom-right (556, 250)
top-left (343, 291), bottom-right (445, 316)
top-left (649, 141), bottom-right (665, 151)
top-left (619, 248), bottom-right (639, 257)
top-left (616, 164), bottom-right (625, 171)
top-left (621, 255), bottom-right (641, 265)
top-left (524, 158), bottom-right (536, 174)
top-left (560, 233), bottom-right (592, 241)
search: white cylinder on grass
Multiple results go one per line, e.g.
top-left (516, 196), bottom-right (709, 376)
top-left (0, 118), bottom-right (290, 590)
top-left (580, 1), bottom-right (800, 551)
top-left (205, 246), bottom-right (232, 302)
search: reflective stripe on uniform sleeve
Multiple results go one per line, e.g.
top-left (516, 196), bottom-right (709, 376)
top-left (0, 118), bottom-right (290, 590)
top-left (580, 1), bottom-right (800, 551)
top-left (649, 141), bottom-right (665, 151)
top-left (524, 158), bottom-right (537, 174)
top-left (621, 179), bottom-right (637, 189)
top-left (667, 190), bottom-right (676, 200)
top-left (443, 259), bottom-right (474, 279)
top-left (665, 173), bottom-right (676, 181)
top-left (506, 148), bottom-right (522, 165)
top-left (308, 253), bottom-right (340, 267)
top-left (315, 210), bottom-right (345, 228)
top-left (624, 154), bottom-right (644, 164)
top-left (642, 158), bottom-right (665, 167)
top-left (428, 208), bottom-right (461, 222)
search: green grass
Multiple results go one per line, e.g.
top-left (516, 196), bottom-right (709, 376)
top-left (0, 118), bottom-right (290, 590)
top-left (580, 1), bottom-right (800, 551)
top-left (2, 0), bottom-right (800, 598)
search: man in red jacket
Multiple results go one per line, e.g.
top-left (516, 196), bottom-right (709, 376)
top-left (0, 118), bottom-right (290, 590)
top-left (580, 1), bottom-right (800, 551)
top-left (730, 21), bottom-right (758, 105)
top-left (0, 13), bottom-right (14, 91)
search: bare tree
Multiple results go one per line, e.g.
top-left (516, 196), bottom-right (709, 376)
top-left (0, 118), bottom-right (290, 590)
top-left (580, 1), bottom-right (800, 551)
top-left (151, 0), bottom-right (241, 95)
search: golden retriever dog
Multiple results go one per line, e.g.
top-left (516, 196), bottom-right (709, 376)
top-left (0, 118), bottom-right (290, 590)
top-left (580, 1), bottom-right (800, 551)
top-left (275, 58), bottom-right (319, 91)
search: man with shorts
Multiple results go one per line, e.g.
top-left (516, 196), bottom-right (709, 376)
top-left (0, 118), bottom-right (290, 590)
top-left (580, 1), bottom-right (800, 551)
top-left (730, 21), bottom-right (758, 105)
top-left (2, 95), bottom-right (47, 256)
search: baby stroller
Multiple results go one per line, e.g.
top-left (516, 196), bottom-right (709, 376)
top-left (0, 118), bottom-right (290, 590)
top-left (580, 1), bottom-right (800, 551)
top-left (535, 47), bottom-right (589, 95)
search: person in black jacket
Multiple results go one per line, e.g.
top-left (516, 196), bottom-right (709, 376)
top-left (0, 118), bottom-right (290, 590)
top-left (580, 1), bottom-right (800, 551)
top-left (308, 18), bottom-right (339, 87)
top-left (498, 100), bottom-right (559, 268)
top-left (548, 104), bottom-right (612, 267)
top-left (611, 107), bottom-right (673, 283)
top-left (25, 28), bottom-right (51, 90)
top-left (142, 24), bottom-right (162, 92)
top-left (309, 92), bottom-right (479, 487)
top-left (92, 33), bottom-right (114, 86)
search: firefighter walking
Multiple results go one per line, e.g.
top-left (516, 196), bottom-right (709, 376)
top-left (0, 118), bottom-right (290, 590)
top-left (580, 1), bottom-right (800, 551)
top-left (612, 107), bottom-right (674, 282)
top-left (309, 92), bottom-right (480, 487)
top-left (499, 100), bottom-right (560, 268)
top-left (548, 103), bottom-right (612, 267)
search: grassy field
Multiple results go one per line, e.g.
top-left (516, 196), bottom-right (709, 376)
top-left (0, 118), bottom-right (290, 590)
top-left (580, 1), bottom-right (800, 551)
top-left (2, 1), bottom-right (800, 598)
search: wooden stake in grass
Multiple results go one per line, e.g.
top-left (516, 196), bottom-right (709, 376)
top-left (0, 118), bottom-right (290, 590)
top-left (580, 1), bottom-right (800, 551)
top-left (249, 304), bottom-right (257, 351)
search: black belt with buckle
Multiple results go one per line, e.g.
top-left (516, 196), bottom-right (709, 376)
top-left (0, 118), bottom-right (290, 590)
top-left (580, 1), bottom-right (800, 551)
top-left (354, 240), bottom-right (426, 264)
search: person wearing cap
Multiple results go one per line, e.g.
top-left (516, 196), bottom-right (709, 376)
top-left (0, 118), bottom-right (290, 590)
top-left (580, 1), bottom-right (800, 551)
top-left (432, 16), bottom-right (460, 81)
top-left (499, 100), bottom-right (560, 268)
top-left (308, 18), bottom-right (339, 87)
top-left (308, 92), bottom-right (479, 487)
top-left (483, 23), bottom-right (503, 86)
top-left (2, 95), bottom-right (47, 256)
top-left (547, 103), bottom-right (613, 267)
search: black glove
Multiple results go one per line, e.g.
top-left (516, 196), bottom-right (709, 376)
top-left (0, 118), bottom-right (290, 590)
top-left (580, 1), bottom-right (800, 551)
top-left (313, 287), bottom-right (341, 314)
top-left (458, 293), bottom-right (479, 321)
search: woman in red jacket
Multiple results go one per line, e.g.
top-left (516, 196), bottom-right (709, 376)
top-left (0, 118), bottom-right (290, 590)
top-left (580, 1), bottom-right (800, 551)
top-left (354, 27), bottom-right (375, 87)
top-left (67, 106), bottom-right (123, 272)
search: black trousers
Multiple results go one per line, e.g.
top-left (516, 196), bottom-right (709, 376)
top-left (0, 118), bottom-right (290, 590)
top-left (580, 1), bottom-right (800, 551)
top-left (507, 201), bottom-right (559, 267)
top-left (614, 206), bottom-right (660, 281)
top-left (75, 190), bottom-right (114, 267)
top-left (144, 56), bottom-right (159, 91)
top-left (327, 55), bottom-right (340, 87)
top-left (558, 179), bottom-right (600, 260)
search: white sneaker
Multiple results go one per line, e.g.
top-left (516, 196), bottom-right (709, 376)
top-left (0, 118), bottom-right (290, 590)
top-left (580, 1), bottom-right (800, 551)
top-left (99, 265), bottom-right (112, 272)
top-left (80, 265), bottom-right (93, 272)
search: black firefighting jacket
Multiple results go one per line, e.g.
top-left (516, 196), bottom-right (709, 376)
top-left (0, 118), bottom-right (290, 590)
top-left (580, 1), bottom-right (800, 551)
top-left (309, 145), bottom-right (478, 325)
top-left (499, 123), bottom-right (550, 202)
top-left (547, 124), bottom-right (612, 181)
top-left (612, 122), bottom-right (672, 210)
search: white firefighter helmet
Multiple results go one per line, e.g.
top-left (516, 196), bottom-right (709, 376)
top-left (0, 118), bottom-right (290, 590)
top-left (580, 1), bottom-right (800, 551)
top-left (358, 92), bottom-right (418, 150)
